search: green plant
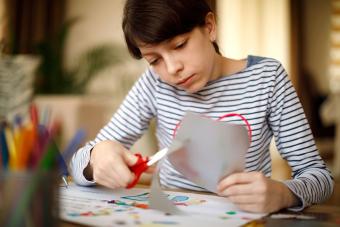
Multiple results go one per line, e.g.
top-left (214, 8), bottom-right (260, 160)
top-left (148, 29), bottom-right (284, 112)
top-left (34, 18), bottom-right (124, 94)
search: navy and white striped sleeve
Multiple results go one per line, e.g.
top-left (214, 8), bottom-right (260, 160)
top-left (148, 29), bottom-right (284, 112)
top-left (268, 63), bottom-right (334, 211)
top-left (70, 70), bottom-right (158, 185)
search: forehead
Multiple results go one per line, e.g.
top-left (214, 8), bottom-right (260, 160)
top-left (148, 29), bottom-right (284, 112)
top-left (138, 36), bottom-right (178, 52)
top-left (138, 28), bottom-right (198, 55)
top-left (138, 41), bottom-right (172, 57)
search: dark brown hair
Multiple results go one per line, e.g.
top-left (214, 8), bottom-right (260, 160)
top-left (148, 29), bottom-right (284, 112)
top-left (122, 0), bottom-right (220, 59)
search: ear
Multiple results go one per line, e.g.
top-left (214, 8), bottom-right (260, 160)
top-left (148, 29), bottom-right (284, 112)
top-left (204, 12), bottom-right (217, 42)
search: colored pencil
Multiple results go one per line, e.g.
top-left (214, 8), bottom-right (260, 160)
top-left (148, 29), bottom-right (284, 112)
top-left (0, 122), bottom-right (9, 168)
top-left (4, 126), bottom-right (18, 170)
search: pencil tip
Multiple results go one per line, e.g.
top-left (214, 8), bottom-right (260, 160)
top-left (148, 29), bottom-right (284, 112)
top-left (62, 176), bottom-right (69, 188)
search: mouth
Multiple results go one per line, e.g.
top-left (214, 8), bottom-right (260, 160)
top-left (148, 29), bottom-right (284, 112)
top-left (176, 74), bottom-right (195, 86)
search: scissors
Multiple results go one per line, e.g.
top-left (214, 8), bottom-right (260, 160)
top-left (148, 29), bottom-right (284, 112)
top-left (126, 147), bottom-right (168, 188)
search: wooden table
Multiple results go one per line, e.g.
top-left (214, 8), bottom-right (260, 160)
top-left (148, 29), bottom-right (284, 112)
top-left (243, 205), bottom-right (340, 227)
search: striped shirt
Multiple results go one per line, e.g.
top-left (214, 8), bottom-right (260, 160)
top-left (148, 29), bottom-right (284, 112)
top-left (70, 56), bottom-right (334, 211)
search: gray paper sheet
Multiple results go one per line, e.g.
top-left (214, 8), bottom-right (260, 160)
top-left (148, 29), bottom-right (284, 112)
top-left (149, 165), bottom-right (184, 215)
top-left (149, 112), bottom-right (249, 214)
top-left (149, 140), bottom-right (189, 215)
top-left (168, 112), bottom-right (249, 193)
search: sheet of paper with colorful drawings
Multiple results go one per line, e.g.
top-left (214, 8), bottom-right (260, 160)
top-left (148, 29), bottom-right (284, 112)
top-left (59, 183), bottom-right (266, 227)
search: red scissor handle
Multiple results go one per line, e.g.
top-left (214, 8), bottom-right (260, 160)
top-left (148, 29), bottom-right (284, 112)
top-left (126, 153), bottom-right (149, 189)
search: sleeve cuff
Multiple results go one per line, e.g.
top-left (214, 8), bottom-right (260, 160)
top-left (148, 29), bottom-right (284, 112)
top-left (70, 144), bottom-right (96, 186)
top-left (283, 179), bottom-right (307, 211)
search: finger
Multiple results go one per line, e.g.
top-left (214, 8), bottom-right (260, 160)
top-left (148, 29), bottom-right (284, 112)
top-left (99, 178), bottom-right (120, 189)
top-left (93, 169), bottom-right (121, 189)
top-left (93, 156), bottom-right (130, 188)
top-left (123, 151), bottom-right (139, 166)
top-left (105, 151), bottom-right (137, 186)
top-left (236, 203), bottom-right (267, 213)
top-left (106, 170), bottom-right (130, 188)
top-left (218, 172), bottom-right (264, 192)
top-left (218, 183), bottom-right (257, 196)
top-left (94, 164), bottom-right (127, 188)
top-left (145, 165), bottom-right (155, 174)
top-left (111, 169), bottom-right (131, 187)
top-left (228, 194), bottom-right (264, 205)
top-left (112, 161), bottom-right (135, 186)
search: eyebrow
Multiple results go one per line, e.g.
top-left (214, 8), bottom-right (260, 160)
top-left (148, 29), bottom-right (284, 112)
top-left (140, 49), bottom-right (157, 58)
top-left (139, 42), bottom-right (159, 56)
top-left (140, 42), bottom-right (166, 57)
top-left (140, 35), bottom-right (188, 57)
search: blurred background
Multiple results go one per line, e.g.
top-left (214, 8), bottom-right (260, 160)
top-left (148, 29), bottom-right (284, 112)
top-left (0, 0), bottom-right (339, 199)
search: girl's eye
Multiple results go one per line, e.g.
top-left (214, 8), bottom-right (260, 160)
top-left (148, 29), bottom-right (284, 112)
top-left (175, 40), bottom-right (187, 49)
top-left (150, 58), bottom-right (160, 66)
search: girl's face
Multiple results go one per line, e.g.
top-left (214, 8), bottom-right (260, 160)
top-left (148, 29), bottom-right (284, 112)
top-left (139, 13), bottom-right (220, 93)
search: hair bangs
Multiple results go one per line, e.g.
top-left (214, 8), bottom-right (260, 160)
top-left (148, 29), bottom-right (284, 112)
top-left (123, 0), bottom-right (211, 59)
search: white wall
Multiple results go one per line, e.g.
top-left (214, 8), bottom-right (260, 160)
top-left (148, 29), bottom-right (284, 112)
top-left (65, 0), bottom-right (126, 63)
top-left (217, 0), bottom-right (291, 76)
top-left (64, 0), bottom-right (146, 96)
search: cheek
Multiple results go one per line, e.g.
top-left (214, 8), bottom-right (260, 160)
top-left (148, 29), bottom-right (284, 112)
top-left (153, 67), bottom-right (174, 84)
top-left (196, 47), bottom-right (215, 75)
top-left (186, 45), bottom-right (211, 70)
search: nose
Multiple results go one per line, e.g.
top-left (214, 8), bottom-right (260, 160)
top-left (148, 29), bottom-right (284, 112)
top-left (164, 54), bottom-right (183, 75)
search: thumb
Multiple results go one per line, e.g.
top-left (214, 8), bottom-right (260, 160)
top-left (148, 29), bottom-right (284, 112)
top-left (123, 151), bottom-right (139, 167)
top-left (145, 165), bottom-right (155, 174)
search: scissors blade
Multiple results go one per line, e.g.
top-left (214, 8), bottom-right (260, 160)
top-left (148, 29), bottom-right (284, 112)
top-left (146, 140), bottom-right (187, 167)
top-left (147, 148), bottom-right (168, 166)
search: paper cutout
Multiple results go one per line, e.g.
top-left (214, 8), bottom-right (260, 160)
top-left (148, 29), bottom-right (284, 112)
top-left (149, 165), bottom-right (183, 215)
top-left (148, 112), bottom-right (249, 214)
top-left (168, 112), bottom-right (249, 193)
top-left (147, 139), bottom-right (188, 214)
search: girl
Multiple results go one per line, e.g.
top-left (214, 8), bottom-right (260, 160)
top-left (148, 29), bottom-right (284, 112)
top-left (70, 0), bottom-right (334, 213)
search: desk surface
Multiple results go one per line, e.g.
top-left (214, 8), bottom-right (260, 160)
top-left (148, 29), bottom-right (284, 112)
top-left (61, 204), bottom-right (340, 227)
top-left (255, 205), bottom-right (340, 227)
top-left (60, 185), bottom-right (340, 227)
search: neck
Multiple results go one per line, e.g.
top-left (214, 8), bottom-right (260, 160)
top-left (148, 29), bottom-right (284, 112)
top-left (210, 53), bottom-right (224, 81)
top-left (212, 55), bottom-right (247, 80)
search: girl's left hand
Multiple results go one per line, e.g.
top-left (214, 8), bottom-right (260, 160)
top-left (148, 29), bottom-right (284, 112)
top-left (217, 172), bottom-right (299, 213)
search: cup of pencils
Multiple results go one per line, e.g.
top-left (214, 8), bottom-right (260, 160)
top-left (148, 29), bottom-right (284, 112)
top-left (0, 104), bottom-right (64, 227)
top-left (0, 171), bottom-right (60, 227)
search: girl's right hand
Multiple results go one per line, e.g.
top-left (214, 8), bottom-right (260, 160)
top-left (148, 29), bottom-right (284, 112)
top-left (86, 140), bottom-right (139, 189)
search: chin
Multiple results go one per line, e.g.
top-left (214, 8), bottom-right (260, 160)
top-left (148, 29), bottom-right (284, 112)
top-left (187, 81), bottom-right (207, 93)
top-left (185, 85), bottom-right (204, 94)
